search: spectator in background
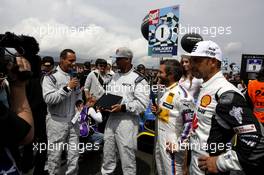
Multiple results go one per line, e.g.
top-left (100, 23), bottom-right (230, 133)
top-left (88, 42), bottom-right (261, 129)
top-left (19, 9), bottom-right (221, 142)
top-left (247, 67), bottom-right (264, 126)
top-left (79, 61), bottom-right (91, 88)
top-left (41, 56), bottom-right (54, 76)
top-left (84, 58), bottom-right (112, 133)
top-left (76, 96), bottom-right (104, 150)
top-left (233, 73), bottom-right (247, 94)
top-left (42, 49), bottom-right (82, 175)
top-left (106, 63), bottom-right (115, 76)
top-left (223, 72), bottom-right (230, 80)
top-left (84, 59), bottom-right (112, 101)
top-left (136, 64), bottom-right (146, 75)
top-left (180, 56), bottom-right (203, 103)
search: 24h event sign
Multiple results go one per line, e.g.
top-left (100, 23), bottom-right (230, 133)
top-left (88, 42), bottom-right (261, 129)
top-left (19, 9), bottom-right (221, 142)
top-left (148, 5), bottom-right (179, 57)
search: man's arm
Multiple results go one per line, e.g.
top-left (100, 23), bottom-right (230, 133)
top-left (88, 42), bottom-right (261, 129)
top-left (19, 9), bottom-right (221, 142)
top-left (110, 79), bottom-right (150, 115)
top-left (200, 91), bottom-right (264, 173)
top-left (123, 79), bottom-right (150, 115)
top-left (42, 76), bottom-right (78, 105)
top-left (84, 72), bottom-right (93, 100)
top-left (0, 57), bottom-right (34, 145)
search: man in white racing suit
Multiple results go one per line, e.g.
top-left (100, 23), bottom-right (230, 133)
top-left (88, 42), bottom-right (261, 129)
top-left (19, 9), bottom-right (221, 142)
top-left (101, 47), bottom-right (150, 175)
top-left (42, 49), bottom-right (82, 175)
top-left (186, 40), bottom-right (264, 175)
top-left (152, 59), bottom-right (195, 175)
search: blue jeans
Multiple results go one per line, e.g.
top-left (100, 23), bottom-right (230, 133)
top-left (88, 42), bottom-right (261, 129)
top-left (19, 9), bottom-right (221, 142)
top-left (87, 132), bottom-right (104, 145)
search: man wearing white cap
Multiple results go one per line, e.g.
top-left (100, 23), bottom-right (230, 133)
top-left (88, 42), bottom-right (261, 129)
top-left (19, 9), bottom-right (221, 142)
top-left (187, 41), bottom-right (264, 174)
top-left (101, 47), bottom-right (150, 175)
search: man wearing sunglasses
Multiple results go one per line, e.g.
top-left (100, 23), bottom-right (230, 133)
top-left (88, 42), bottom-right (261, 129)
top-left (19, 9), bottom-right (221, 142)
top-left (84, 58), bottom-right (112, 101)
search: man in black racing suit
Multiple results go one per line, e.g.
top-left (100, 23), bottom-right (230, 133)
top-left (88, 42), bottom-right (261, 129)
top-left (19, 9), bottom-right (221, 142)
top-left (185, 40), bottom-right (264, 175)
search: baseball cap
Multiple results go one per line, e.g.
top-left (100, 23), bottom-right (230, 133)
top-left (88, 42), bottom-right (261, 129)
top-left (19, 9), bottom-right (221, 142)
top-left (110, 47), bottom-right (133, 59)
top-left (42, 56), bottom-right (54, 66)
top-left (185, 40), bottom-right (222, 61)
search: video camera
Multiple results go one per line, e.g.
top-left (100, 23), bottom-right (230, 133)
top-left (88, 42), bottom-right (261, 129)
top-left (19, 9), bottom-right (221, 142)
top-left (0, 32), bottom-right (40, 79)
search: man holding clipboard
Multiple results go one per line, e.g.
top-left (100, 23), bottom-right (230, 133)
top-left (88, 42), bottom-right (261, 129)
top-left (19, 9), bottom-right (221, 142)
top-left (101, 47), bottom-right (150, 175)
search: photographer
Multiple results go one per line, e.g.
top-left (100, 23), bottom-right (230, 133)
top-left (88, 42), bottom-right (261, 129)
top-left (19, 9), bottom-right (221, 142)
top-left (0, 56), bottom-right (34, 174)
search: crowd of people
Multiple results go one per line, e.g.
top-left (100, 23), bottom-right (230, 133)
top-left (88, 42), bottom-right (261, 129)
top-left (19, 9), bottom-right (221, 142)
top-left (0, 40), bottom-right (264, 175)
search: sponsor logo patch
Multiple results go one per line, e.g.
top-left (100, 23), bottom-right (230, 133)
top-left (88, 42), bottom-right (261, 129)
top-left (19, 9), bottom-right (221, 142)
top-left (233, 124), bottom-right (257, 134)
top-left (162, 102), bottom-right (173, 109)
top-left (200, 95), bottom-right (211, 107)
top-left (197, 107), bottom-right (206, 114)
top-left (229, 106), bottom-right (243, 124)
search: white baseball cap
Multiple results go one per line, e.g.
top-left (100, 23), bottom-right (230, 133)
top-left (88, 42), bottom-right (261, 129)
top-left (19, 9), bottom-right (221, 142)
top-left (110, 47), bottom-right (133, 59)
top-left (185, 40), bottom-right (222, 61)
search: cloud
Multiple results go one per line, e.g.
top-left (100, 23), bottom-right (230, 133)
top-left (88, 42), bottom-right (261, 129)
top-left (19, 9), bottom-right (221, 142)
top-left (224, 42), bottom-right (242, 55)
top-left (1, 17), bottom-right (150, 64)
top-left (0, 0), bottom-right (263, 69)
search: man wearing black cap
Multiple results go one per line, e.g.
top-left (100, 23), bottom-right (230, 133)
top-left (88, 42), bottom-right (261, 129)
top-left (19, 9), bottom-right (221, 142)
top-left (41, 56), bottom-right (54, 75)
top-left (101, 47), bottom-right (150, 175)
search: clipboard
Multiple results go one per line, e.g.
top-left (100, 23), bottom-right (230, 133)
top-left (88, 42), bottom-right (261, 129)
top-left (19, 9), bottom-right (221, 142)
top-left (95, 93), bottom-right (123, 109)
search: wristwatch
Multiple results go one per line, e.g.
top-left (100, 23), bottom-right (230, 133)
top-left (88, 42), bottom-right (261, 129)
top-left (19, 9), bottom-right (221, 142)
top-left (63, 86), bottom-right (72, 93)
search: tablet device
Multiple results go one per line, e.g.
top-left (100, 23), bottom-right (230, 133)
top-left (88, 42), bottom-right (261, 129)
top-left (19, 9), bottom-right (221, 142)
top-left (95, 93), bottom-right (123, 109)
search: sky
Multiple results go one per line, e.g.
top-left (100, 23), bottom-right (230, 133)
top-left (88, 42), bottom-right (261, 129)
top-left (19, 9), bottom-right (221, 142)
top-left (0, 0), bottom-right (263, 68)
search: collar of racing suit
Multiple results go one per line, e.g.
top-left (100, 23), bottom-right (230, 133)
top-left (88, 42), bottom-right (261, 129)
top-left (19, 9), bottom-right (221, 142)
top-left (57, 66), bottom-right (69, 76)
top-left (118, 66), bottom-right (134, 76)
top-left (166, 82), bottom-right (178, 91)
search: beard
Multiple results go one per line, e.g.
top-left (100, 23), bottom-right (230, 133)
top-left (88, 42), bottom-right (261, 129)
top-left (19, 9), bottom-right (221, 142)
top-left (158, 77), bottom-right (170, 86)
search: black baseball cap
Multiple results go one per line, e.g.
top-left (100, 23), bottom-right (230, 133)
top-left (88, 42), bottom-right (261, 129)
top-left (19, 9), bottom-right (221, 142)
top-left (42, 56), bottom-right (54, 66)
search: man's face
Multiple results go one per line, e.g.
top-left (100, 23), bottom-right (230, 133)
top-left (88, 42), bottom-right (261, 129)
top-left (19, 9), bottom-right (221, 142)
top-left (158, 64), bottom-right (170, 86)
top-left (115, 57), bottom-right (129, 72)
top-left (190, 56), bottom-right (212, 79)
top-left (97, 64), bottom-right (107, 74)
top-left (61, 52), bottom-right (76, 72)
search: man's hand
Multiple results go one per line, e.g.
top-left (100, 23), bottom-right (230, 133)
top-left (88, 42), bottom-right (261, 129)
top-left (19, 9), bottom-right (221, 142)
top-left (9, 56), bottom-right (31, 86)
top-left (151, 104), bottom-right (157, 113)
top-left (67, 77), bottom-right (79, 89)
top-left (108, 104), bottom-right (122, 113)
top-left (198, 156), bottom-right (219, 173)
top-left (87, 95), bottom-right (96, 107)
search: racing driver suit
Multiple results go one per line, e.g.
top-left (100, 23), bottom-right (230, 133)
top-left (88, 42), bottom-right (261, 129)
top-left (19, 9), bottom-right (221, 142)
top-left (101, 68), bottom-right (150, 175)
top-left (189, 71), bottom-right (264, 175)
top-left (42, 66), bottom-right (82, 175)
top-left (156, 82), bottom-right (195, 175)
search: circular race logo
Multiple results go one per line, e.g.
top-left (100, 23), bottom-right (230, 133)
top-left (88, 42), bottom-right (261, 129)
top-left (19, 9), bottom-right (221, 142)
top-left (155, 24), bottom-right (171, 42)
top-left (200, 95), bottom-right (211, 107)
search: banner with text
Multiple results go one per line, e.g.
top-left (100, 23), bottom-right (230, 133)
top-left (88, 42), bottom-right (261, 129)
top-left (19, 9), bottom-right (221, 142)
top-left (148, 5), bottom-right (179, 57)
